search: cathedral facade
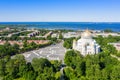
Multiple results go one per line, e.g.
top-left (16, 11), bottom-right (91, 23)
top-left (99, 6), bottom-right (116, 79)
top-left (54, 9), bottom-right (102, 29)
top-left (73, 30), bottom-right (100, 56)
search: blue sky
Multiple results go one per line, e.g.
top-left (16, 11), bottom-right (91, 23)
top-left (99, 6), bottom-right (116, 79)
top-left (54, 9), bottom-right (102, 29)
top-left (0, 0), bottom-right (120, 22)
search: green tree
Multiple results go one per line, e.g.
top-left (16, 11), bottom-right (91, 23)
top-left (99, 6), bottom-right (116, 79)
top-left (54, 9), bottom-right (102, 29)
top-left (104, 29), bottom-right (113, 33)
top-left (32, 58), bottom-right (51, 72)
top-left (59, 33), bottom-right (63, 39)
top-left (0, 59), bottom-right (5, 76)
top-left (64, 50), bottom-right (77, 68)
top-left (55, 72), bottom-right (61, 80)
top-left (64, 67), bottom-right (78, 80)
top-left (51, 60), bottom-right (62, 71)
top-left (6, 59), bottom-right (19, 78)
top-left (111, 64), bottom-right (120, 80)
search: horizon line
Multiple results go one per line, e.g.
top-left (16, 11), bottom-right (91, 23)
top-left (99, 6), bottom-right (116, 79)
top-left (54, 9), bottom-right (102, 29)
top-left (0, 21), bottom-right (120, 23)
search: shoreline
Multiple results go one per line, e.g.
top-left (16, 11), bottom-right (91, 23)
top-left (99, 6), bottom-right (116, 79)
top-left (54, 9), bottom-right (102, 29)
top-left (0, 22), bottom-right (120, 32)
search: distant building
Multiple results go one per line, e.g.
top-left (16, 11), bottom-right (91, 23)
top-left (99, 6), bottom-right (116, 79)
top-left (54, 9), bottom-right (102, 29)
top-left (63, 32), bottom-right (80, 38)
top-left (0, 40), bottom-right (23, 46)
top-left (109, 43), bottom-right (120, 51)
top-left (27, 40), bottom-right (49, 44)
top-left (0, 40), bottom-right (49, 46)
top-left (44, 31), bottom-right (52, 38)
top-left (0, 27), bottom-right (11, 32)
top-left (73, 30), bottom-right (100, 56)
top-left (27, 31), bottom-right (40, 37)
top-left (5, 27), bottom-right (10, 31)
top-left (93, 32), bottom-right (120, 37)
top-left (0, 40), bottom-right (6, 45)
top-left (51, 33), bottom-right (59, 38)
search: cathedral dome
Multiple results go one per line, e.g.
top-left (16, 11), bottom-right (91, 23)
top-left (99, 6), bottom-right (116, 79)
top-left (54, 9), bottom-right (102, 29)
top-left (81, 29), bottom-right (92, 39)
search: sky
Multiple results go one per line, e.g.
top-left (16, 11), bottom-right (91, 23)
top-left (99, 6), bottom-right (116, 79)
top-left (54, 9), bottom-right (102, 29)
top-left (0, 0), bottom-right (120, 22)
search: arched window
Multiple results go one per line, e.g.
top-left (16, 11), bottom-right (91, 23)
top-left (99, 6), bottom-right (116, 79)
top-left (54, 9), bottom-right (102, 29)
top-left (87, 43), bottom-right (90, 46)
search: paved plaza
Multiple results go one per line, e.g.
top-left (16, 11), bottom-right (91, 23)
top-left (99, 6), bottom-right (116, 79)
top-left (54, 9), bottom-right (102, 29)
top-left (22, 42), bottom-right (66, 62)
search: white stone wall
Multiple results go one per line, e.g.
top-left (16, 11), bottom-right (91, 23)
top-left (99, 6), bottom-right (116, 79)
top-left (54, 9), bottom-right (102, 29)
top-left (73, 38), bottom-right (100, 56)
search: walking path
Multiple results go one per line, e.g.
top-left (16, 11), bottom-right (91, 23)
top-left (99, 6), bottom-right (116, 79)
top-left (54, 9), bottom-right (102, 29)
top-left (111, 54), bottom-right (120, 61)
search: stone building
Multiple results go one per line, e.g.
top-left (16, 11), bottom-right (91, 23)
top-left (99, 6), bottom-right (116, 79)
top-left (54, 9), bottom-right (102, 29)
top-left (73, 29), bottom-right (100, 56)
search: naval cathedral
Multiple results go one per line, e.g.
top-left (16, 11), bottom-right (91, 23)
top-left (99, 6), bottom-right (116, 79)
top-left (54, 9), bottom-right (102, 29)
top-left (73, 30), bottom-right (100, 56)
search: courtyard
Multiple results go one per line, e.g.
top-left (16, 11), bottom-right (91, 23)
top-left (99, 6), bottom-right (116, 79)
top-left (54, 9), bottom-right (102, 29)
top-left (22, 42), bottom-right (66, 62)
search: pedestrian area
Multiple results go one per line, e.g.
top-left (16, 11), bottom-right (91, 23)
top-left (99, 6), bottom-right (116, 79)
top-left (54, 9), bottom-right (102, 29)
top-left (23, 42), bottom-right (66, 62)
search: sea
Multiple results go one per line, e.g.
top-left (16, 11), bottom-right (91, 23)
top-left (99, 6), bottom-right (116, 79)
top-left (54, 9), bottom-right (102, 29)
top-left (0, 22), bottom-right (120, 32)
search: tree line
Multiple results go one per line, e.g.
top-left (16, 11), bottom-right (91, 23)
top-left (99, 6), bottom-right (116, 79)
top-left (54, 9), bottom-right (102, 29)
top-left (0, 41), bottom-right (52, 58)
top-left (0, 55), bottom-right (62, 80)
top-left (64, 50), bottom-right (120, 80)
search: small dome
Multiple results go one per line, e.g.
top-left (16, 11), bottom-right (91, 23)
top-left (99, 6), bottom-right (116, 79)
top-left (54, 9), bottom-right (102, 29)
top-left (81, 29), bottom-right (92, 39)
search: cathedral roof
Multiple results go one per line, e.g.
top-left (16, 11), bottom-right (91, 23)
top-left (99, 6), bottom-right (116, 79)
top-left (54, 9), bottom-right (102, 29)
top-left (81, 29), bottom-right (92, 39)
